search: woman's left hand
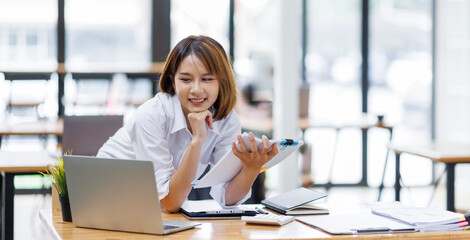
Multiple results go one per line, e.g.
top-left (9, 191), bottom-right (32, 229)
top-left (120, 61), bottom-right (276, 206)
top-left (232, 132), bottom-right (278, 175)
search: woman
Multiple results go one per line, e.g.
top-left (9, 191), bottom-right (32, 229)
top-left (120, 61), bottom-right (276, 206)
top-left (97, 35), bottom-right (278, 212)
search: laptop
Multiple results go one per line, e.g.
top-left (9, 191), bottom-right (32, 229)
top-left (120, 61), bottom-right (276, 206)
top-left (63, 155), bottom-right (200, 235)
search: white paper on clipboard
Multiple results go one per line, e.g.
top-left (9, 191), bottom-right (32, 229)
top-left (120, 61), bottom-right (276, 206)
top-left (192, 132), bottom-right (304, 189)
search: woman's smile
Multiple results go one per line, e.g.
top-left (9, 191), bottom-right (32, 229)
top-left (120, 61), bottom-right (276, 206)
top-left (174, 54), bottom-right (219, 117)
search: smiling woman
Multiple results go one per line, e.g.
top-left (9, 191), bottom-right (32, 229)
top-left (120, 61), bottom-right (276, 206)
top-left (96, 35), bottom-right (278, 213)
top-left (173, 53), bottom-right (220, 120)
top-left (160, 35), bottom-right (238, 121)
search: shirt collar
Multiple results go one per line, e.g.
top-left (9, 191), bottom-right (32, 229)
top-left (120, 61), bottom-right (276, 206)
top-left (208, 105), bottom-right (220, 135)
top-left (171, 95), bottom-right (187, 134)
top-left (209, 122), bottom-right (220, 135)
top-left (170, 95), bottom-right (220, 136)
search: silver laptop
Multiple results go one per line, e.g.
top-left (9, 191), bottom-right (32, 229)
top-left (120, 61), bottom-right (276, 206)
top-left (63, 155), bottom-right (200, 235)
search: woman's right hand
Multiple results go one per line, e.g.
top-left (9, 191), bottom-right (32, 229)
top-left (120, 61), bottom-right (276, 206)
top-left (187, 110), bottom-right (213, 145)
top-left (232, 132), bottom-right (278, 175)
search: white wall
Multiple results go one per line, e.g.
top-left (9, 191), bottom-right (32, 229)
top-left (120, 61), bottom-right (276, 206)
top-left (435, 0), bottom-right (470, 142)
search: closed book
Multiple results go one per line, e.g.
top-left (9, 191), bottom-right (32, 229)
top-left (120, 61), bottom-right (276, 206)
top-left (261, 188), bottom-right (328, 215)
top-left (281, 202), bottom-right (329, 215)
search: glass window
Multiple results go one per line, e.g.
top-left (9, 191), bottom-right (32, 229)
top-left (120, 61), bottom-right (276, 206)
top-left (171, 0), bottom-right (230, 50)
top-left (0, 0), bottom-right (57, 71)
top-left (306, 0), bottom-right (363, 184)
top-left (233, 0), bottom-right (277, 95)
top-left (369, 0), bottom-right (433, 186)
top-left (369, 0), bottom-right (432, 133)
top-left (9, 33), bottom-right (17, 46)
top-left (307, 0), bottom-right (362, 119)
top-left (65, 0), bottom-right (152, 72)
top-left (26, 33), bottom-right (37, 45)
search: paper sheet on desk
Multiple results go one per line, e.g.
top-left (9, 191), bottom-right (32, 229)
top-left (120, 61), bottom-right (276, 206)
top-left (371, 202), bottom-right (464, 226)
top-left (296, 213), bottom-right (415, 235)
top-left (192, 133), bottom-right (303, 188)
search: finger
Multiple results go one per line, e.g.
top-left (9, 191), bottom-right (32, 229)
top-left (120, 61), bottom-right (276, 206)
top-left (205, 111), bottom-right (214, 130)
top-left (237, 135), bottom-right (247, 153)
top-left (232, 142), bottom-right (242, 159)
top-left (249, 132), bottom-right (258, 155)
top-left (260, 135), bottom-right (269, 156)
top-left (267, 143), bottom-right (279, 160)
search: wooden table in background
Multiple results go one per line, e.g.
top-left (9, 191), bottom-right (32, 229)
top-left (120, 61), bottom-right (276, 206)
top-left (0, 118), bottom-right (63, 148)
top-left (390, 142), bottom-right (470, 212)
top-left (0, 151), bottom-right (56, 240)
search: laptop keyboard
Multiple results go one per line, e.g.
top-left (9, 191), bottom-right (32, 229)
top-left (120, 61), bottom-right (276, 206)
top-left (163, 225), bottom-right (179, 231)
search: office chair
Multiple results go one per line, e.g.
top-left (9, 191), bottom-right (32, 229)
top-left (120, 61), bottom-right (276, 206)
top-left (61, 115), bottom-right (123, 156)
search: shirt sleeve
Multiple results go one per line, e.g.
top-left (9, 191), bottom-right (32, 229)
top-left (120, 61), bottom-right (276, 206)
top-left (209, 111), bottom-right (252, 207)
top-left (130, 103), bottom-right (174, 201)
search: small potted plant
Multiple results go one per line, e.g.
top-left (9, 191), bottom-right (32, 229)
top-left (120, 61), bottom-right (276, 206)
top-left (40, 152), bottom-right (72, 222)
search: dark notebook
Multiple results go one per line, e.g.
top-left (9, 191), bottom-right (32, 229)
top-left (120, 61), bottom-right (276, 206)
top-left (261, 188), bottom-right (328, 215)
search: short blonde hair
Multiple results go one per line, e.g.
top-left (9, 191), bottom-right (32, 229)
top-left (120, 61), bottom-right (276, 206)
top-left (159, 35), bottom-right (237, 120)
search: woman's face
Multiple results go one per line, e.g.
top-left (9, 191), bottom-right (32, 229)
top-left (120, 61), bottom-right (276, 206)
top-left (174, 54), bottom-right (219, 117)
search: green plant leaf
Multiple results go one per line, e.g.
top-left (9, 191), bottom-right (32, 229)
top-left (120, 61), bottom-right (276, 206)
top-left (38, 150), bottom-right (72, 196)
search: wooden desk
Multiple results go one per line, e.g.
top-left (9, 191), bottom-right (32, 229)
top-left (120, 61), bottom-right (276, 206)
top-left (39, 204), bottom-right (470, 240)
top-left (3, 72), bottom-right (54, 118)
top-left (0, 118), bottom-right (63, 136)
top-left (0, 151), bottom-right (56, 240)
top-left (390, 142), bottom-right (470, 211)
top-left (0, 118), bottom-right (63, 148)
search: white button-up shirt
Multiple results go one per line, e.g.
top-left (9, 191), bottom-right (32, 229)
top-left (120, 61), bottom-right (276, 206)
top-left (97, 92), bottom-right (250, 207)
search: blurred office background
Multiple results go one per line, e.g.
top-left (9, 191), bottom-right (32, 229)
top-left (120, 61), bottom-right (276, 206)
top-left (1, 0), bottom-right (470, 239)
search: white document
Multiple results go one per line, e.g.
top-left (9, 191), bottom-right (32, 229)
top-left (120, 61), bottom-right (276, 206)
top-left (297, 213), bottom-right (415, 235)
top-left (371, 202), bottom-right (463, 226)
top-left (192, 132), bottom-right (303, 188)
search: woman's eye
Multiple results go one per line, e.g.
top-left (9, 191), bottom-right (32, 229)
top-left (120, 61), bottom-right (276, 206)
top-left (180, 78), bottom-right (191, 82)
top-left (203, 78), bottom-right (215, 81)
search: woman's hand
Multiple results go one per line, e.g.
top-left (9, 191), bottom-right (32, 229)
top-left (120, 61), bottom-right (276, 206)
top-left (232, 132), bottom-right (278, 175)
top-left (162, 110), bottom-right (213, 212)
top-left (187, 110), bottom-right (213, 144)
top-left (225, 132), bottom-right (278, 206)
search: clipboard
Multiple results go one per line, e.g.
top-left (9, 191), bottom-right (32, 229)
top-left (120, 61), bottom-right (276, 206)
top-left (179, 200), bottom-right (258, 220)
top-left (192, 132), bottom-right (304, 188)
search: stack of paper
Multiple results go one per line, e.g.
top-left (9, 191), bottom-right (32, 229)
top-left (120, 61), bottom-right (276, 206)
top-left (296, 213), bottom-right (416, 235)
top-left (371, 203), bottom-right (470, 232)
top-left (416, 221), bottom-right (469, 232)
